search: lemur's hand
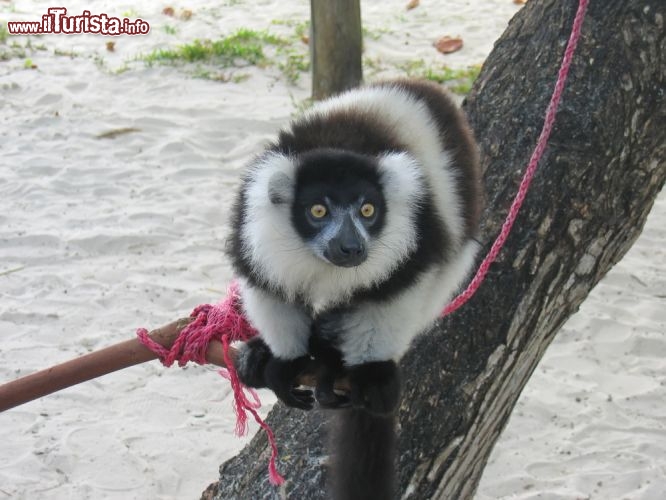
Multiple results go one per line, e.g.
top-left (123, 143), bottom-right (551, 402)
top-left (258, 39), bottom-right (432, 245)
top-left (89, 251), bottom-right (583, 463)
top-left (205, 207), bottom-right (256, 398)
top-left (235, 337), bottom-right (315, 411)
top-left (348, 360), bottom-right (401, 416)
top-left (264, 355), bottom-right (315, 410)
top-left (308, 331), bottom-right (351, 409)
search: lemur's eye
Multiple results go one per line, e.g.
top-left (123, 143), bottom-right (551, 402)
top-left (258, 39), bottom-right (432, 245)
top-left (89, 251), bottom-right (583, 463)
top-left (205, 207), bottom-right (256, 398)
top-left (310, 204), bottom-right (327, 218)
top-left (360, 203), bottom-right (375, 218)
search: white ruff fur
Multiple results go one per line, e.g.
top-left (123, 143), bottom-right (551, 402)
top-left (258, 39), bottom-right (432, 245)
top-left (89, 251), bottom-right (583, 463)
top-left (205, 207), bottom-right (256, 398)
top-left (238, 85), bottom-right (476, 362)
top-left (241, 152), bottom-right (425, 312)
top-left (339, 239), bottom-right (480, 364)
top-left (238, 278), bottom-right (311, 359)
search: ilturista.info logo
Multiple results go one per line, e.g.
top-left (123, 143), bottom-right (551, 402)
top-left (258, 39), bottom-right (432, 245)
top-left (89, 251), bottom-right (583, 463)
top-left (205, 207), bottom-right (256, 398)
top-left (6, 7), bottom-right (150, 36)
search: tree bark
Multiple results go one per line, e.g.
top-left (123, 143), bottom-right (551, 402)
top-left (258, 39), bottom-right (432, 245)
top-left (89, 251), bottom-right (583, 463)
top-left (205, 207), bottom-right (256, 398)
top-left (310, 0), bottom-right (363, 100)
top-left (205, 1), bottom-right (665, 498)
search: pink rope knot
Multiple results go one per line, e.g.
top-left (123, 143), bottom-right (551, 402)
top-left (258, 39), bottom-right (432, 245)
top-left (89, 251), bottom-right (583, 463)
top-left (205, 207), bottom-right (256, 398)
top-left (136, 282), bottom-right (285, 486)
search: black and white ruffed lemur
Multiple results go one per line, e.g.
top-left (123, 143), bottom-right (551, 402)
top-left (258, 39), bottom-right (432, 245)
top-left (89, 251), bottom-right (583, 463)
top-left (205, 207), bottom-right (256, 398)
top-left (227, 79), bottom-right (483, 499)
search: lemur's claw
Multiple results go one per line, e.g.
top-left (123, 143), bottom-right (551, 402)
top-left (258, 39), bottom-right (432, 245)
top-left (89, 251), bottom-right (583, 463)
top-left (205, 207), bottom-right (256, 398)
top-left (348, 360), bottom-right (401, 416)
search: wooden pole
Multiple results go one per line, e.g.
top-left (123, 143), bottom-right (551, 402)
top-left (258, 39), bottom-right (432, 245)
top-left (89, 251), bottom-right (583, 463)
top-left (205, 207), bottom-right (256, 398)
top-left (0, 318), bottom-right (233, 412)
top-left (310, 0), bottom-right (363, 100)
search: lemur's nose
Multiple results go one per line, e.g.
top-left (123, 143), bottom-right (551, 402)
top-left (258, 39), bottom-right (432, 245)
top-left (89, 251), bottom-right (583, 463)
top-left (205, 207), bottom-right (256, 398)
top-left (325, 216), bottom-right (368, 267)
top-left (340, 241), bottom-right (364, 256)
top-left (328, 239), bottom-right (366, 267)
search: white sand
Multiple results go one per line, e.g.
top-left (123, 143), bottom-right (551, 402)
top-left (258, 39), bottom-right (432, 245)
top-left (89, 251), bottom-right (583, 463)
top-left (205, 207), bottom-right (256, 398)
top-left (0, 1), bottom-right (663, 499)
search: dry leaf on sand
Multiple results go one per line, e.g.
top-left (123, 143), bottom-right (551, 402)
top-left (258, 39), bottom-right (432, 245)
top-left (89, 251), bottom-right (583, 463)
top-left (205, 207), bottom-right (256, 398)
top-left (434, 36), bottom-right (463, 54)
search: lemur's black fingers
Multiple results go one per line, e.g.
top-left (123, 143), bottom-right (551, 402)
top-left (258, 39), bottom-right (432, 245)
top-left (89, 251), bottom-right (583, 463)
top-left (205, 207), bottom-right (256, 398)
top-left (235, 337), bottom-right (273, 389)
top-left (263, 355), bottom-right (315, 411)
top-left (314, 368), bottom-right (351, 409)
top-left (270, 386), bottom-right (314, 411)
top-left (271, 386), bottom-right (314, 411)
top-left (348, 360), bottom-right (401, 416)
top-left (316, 390), bottom-right (351, 409)
top-left (289, 388), bottom-right (316, 410)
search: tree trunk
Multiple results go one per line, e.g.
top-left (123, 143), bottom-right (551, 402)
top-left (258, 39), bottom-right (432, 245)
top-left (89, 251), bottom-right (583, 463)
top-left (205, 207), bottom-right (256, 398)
top-left (310, 0), bottom-right (363, 100)
top-left (204, 0), bottom-right (665, 498)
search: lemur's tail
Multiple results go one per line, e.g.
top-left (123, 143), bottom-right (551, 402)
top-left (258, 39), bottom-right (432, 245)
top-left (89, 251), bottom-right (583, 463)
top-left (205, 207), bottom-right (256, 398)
top-left (330, 409), bottom-right (397, 500)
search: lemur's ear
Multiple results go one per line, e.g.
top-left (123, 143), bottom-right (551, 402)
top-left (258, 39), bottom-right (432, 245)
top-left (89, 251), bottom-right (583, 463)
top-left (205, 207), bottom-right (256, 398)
top-left (268, 172), bottom-right (294, 205)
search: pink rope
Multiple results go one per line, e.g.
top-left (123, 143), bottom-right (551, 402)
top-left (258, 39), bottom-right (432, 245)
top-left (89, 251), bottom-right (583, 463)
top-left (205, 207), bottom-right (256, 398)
top-left (442, 0), bottom-right (589, 317)
top-left (137, 282), bottom-right (285, 486)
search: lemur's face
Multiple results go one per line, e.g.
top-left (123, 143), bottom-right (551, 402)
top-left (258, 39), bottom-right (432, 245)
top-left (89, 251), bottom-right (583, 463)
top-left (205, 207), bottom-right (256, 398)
top-left (291, 151), bottom-right (386, 268)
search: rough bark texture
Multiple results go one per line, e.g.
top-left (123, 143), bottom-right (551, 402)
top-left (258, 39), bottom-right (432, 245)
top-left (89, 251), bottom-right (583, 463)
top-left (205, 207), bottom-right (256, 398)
top-left (205, 1), bottom-right (665, 498)
top-left (310, 0), bottom-right (363, 100)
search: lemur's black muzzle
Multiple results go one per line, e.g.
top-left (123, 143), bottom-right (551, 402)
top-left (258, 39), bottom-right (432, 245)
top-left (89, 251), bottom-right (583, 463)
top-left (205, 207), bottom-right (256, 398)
top-left (324, 215), bottom-right (367, 268)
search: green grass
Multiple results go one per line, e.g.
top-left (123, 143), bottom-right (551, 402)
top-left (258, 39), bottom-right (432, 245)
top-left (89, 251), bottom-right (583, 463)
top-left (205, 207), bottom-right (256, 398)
top-left (289, 95), bottom-right (313, 116)
top-left (401, 59), bottom-right (481, 95)
top-left (163, 25), bottom-right (178, 35)
top-left (24, 38), bottom-right (47, 51)
top-left (0, 27), bottom-right (46, 62)
top-left (277, 48), bottom-right (309, 84)
top-left (54, 48), bottom-right (79, 57)
top-left (272, 20), bottom-right (310, 84)
top-left (293, 20), bottom-right (309, 40)
top-left (143, 28), bottom-right (286, 66)
top-left (362, 26), bottom-right (393, 41)
top-left (141, 25), bottom-right (313, 85)
top-left (193, 67), bottom-right (250, 83)
top-left (0, 22), bottom-right (9, 44)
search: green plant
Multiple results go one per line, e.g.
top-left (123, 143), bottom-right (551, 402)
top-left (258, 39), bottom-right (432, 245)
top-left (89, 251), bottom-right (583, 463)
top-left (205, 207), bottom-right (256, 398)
top-left (293, 20), bottom-right (310, 40)
top-left (277, 48), bottom-right (309, 84)
top-left (401, 59), bottom-right (481, 95)
top-left (289, 94), bottom-right (313, 116)
top-left (113, 63), bottom-right (130, 75)
top-left (362, 25), bottom-right (393, 41)
top-left (54, 48), bottom-right (79, 57)
top-left (93, 53), bottom-right (106, 69)
top-left (268, 20), bottom-right (311, 84)
top-left (142, 28), bottom-right (286, 66)
top-left (0, 22), bottom-right (9, 44)
top-left (0, 30), bottom-right (26, 60)
top-left (24, 39), bottom-right (47, 51)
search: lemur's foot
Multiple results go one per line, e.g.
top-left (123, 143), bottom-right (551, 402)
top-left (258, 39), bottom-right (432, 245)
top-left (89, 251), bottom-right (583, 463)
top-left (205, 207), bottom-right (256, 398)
top-left (235, 337), bottom-right (315, 411)
top-left (348, 360), bottom-right (401, 416)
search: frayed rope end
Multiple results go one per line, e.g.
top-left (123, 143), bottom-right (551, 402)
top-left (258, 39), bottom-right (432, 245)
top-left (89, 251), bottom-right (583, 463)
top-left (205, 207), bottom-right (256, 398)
top-left (136, 281), bottom-right (285, 486)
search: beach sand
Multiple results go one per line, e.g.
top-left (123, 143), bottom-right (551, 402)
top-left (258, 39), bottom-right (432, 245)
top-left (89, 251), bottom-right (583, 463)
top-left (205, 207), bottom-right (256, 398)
top-left (1, 1), bottom-right (663, 498)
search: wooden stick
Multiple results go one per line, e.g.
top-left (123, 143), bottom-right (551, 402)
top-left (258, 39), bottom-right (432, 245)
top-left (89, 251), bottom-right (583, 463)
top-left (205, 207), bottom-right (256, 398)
top-left (0, 318), bottom-right (230, 412)
top-left (0, 318), bottom-right (336, 413)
